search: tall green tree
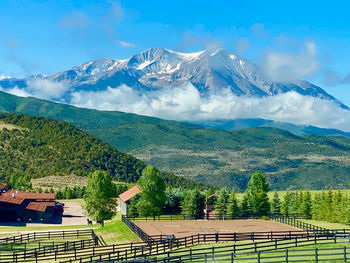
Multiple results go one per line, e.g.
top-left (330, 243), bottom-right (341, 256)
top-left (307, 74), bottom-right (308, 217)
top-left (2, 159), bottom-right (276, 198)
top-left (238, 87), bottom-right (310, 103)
top-left (84, 170), bottom-right (117, 221)
top-left (244, 172), bottom-right (270, 216)
top-left (300, 191), bottom-right (312, 218)
top-left (136, 166), bottom-right (165, 216)
top-left (227, 190), bottom-right (240, 218)
top-left (215, 195), bottom-right (226, 219)
top-left (181, 188), bottom-right (205, 219)
top-left (271, 191), bottom-right (281, 214)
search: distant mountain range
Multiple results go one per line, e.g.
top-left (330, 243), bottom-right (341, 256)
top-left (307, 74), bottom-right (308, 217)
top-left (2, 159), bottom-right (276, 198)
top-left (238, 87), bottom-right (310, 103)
top-left (192, 119), bottom-right (350, 137)
top-left (1, 91), bottom-right (349, 191)
top-left (0, 47), bottom-right (347, 109)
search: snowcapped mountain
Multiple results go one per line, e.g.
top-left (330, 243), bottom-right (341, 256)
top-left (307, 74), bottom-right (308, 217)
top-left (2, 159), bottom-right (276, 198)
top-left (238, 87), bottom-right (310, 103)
top-left (0, 47), bottom-right (346, 108)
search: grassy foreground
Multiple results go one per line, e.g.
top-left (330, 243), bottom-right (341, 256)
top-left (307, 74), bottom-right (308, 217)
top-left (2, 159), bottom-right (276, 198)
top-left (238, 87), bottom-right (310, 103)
top-left (94, 213), bottom-right (140, 244)
top-left (298, 219), bottom-right (350, 230)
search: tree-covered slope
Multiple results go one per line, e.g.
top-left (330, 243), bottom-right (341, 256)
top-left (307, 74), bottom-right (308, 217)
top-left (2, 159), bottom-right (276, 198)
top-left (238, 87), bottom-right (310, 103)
top-left (1, 91), bottom-right (350, 191)
top-left (0, 113), bottom-right (147, 184)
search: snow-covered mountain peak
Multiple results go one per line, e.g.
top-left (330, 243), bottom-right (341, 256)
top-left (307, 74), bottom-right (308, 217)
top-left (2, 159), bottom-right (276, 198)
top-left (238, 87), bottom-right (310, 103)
top-left (0, 47), bottom-right (345, 109)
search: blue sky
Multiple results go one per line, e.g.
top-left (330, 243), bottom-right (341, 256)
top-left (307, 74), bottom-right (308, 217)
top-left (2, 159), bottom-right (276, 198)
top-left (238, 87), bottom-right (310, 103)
top-left (1, 0), bottom-right (350, 106)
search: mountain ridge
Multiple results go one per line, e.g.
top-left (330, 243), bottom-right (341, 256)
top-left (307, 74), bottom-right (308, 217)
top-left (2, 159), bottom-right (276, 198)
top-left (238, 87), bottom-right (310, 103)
top-left (0, 47), bottom-right (346, 109)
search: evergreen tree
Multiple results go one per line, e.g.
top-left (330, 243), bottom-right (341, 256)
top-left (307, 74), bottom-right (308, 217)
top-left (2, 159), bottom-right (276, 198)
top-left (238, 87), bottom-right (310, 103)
top-left (271, 191), bottom-right (281, 214)
top-left (215, 194), bottom-right (226, 219)
top-left (240, 194), bottom-right (250, 217)
top-left (281, 192), bottom-right (293, 216)
top-left (181, 188), bottom-right (205, 219)
top-left (226, 190), bottom-right (240, 218)
top-left (300, 191), bottom-right (312, 219)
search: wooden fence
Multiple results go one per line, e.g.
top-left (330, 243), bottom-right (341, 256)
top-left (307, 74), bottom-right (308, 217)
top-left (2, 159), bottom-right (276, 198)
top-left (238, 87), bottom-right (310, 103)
top-left (114, 246), bottom-right (350, 263)
top-left (0, 229), bottom-right (95, 245)
top-left (58, 230), bottom-right (350, 263)
top-left (63, 234), bottom-right (347, 263)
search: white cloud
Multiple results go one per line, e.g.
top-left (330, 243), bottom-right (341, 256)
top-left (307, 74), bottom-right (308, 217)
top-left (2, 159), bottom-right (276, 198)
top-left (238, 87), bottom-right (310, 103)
top-left (0, 86), bottom-right (31, 97)
top-left (262, 41), bottom-right (320, 83)
top-left (0, 74), bottom-right (11, 80)
top-left (0, 79), bottom-right (69, 100)
top-left (118, 41), bottom-right (135, 48)
top-left (25, 79), bottom-right (69, 100)
top-left (68, 83), bottom-right (350, 132)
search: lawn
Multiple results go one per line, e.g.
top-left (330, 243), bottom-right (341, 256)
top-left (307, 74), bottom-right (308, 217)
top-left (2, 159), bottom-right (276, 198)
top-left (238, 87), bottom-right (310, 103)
top-left (94, 213), bottom-right (140, 244)
top-left (298, 219), bottom-right (350, 230)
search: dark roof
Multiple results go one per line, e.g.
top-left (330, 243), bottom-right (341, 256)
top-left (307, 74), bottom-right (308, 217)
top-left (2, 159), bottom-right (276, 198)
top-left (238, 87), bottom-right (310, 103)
top-left (26, 202), bottom-right (56, 212)
top-left (0, 190), bottom-right (56, 205)
top-left (119, 185), bottom-right (140, 203)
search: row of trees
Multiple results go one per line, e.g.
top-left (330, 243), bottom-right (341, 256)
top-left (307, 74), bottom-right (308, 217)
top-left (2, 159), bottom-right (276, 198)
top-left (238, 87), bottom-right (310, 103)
top-left (127, 172), bottom-right (270, 218)
top-left (82, 167), bottom-right (349, 226)
top-left (272, 190), bottom-right (350, 225)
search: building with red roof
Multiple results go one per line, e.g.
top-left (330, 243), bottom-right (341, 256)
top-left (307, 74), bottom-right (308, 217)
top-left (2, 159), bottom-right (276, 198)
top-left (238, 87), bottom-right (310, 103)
top-left (0, 190), bottom-right (62, 223)
top-left (119, 185), bottom-right (140, 215)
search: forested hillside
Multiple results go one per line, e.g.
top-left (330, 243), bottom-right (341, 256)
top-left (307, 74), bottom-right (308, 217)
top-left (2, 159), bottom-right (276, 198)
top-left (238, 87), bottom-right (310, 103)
top-left (0, 113), bottom-right (202, 189)
top-left (1, 92), bottom-right (350, 191)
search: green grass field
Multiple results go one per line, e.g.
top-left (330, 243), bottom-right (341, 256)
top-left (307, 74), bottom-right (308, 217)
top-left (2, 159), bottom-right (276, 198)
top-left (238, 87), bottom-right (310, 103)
top-left (298, 219), bottom-right (350, 230)
top-left (94, 213), bottom-right (139, 244)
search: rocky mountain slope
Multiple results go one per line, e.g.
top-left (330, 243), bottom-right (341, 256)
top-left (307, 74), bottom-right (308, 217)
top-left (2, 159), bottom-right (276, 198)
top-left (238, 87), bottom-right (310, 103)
top-left (0, 48), bottom-right (345, 108)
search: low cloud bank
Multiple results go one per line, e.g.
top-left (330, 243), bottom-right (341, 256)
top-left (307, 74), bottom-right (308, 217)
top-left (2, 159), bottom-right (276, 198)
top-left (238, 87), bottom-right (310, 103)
top-left (69, 83), bottom-right (350, 132)
top-left (1, 81), bottom-right (349, 131)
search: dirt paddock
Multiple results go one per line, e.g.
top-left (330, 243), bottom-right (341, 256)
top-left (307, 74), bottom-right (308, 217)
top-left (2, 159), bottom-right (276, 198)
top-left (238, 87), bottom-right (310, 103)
top-left (135, 220), bottom-right (300, 238)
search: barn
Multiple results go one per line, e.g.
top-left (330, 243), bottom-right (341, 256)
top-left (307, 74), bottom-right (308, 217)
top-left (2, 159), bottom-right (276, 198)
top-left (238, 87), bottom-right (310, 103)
top-left (119, 185), bottom-right (140, 215)
top-left (0, 189), bottom-right (62, 223)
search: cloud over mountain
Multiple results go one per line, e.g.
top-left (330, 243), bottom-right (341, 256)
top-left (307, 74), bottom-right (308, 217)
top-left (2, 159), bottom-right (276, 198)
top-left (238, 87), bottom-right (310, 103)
top-left (0, 47), bottom-right (348, 131)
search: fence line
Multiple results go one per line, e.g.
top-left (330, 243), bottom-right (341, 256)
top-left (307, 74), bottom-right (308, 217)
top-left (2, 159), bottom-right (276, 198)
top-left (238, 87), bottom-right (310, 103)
top-left (114, 246), bottom-right (350, 263)
top-left (122, 215), bottom-right (154, 243)
top-left (58, 230), bottom-right (350, 263)
top-left (0, 229), bottom-right (95, 245)
top-left (66, 234), bottom-right (346, 262)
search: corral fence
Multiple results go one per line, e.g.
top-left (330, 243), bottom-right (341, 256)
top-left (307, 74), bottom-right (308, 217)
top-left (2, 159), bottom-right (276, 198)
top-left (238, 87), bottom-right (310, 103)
top-left (0, 229), bottom-right (96, 245)
top-left (122, 215), bottom-right (155, 243)
top-left (0, 229), bottom-right (104, 263)
top-left (90, 234), bottom-right (350, 263)
top-left (110, 246), bottom-right (350, 263)
top-left (58, 228), bottom-right (350, 262)
top-left (126, 214), bottom-right (258, 221)
top-left (124, 214), bottom-right (350, 243)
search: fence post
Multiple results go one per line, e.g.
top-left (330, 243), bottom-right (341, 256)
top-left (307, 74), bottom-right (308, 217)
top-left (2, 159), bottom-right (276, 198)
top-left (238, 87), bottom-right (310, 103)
top-left (231, 252), bottom-right (234, 263)
top-left (344, 246), bottom-right (347, 262)
top-left (257, 251), bottom-right (261, 263)
top-left (285, 249), bottom-right (288, 263)
top-left (315, 248), bottom-right (318, 263)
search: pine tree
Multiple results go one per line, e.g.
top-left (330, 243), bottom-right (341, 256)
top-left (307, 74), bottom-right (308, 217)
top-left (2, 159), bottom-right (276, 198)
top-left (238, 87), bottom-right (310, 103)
top-left (227, 190), bottom-right (240, 219)
top-left (240, 194), bottom-right (250, 217)
top-left (181, 188), bottom-right (205, 219)
top-left (271, 191), bottom-right (281, 214)
top-left (281, 192), bottom-right (292, 216)
top-left (215, 195), bottom-right (226, 219)
top-left (300, 191), bottom-right (312, 219)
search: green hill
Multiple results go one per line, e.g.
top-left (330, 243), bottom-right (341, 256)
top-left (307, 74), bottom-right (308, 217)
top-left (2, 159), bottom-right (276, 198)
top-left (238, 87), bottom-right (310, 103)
top-left (0, 113), bottom-right (202, 189)
top-left (1, 91), bottom-right (350, 191)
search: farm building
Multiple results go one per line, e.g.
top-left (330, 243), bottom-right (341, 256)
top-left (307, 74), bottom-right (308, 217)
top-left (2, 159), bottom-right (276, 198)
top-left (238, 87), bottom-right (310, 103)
top-left (119, 185), bottom-right (140, 215)
top-left (0, 190), bottom-right (63, 223)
